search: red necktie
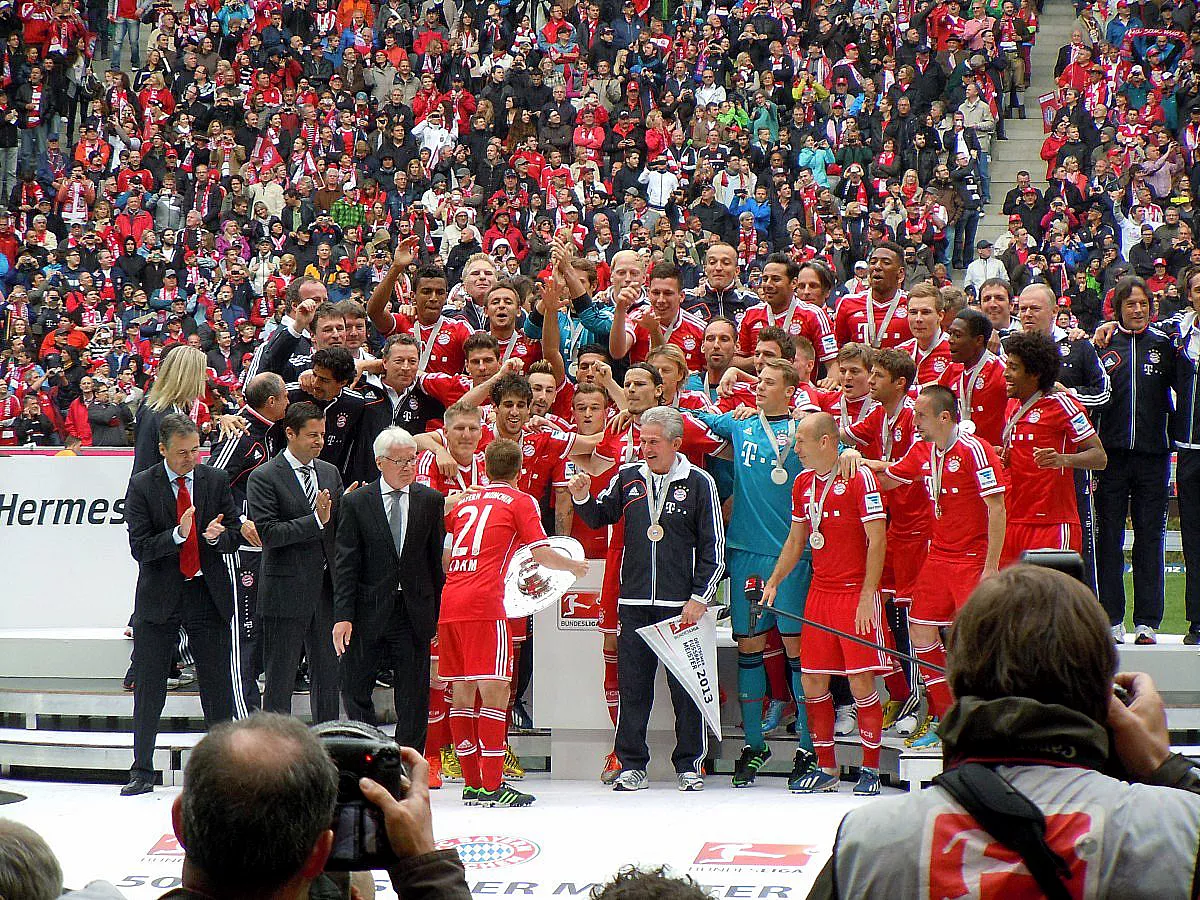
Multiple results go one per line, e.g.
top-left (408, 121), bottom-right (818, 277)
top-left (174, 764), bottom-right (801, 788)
top-left (176, 476), bottom-right (200, 579)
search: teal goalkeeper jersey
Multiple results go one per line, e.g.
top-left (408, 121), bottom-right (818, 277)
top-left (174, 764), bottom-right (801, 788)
top-left (696, 409), bottom-right (804, 555)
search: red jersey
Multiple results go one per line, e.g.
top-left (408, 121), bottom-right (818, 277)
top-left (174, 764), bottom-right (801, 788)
top-left (885, 430), bottom-right (1005, 559)
top-left (562, 454), bottom-right (610, 557)
top-left (675, 389), bottom-right (712, 411)
top-left (415, 447), bottom-right (486, 495)
top-left (594, 411), bottom-right (725, 469)
top-left (382, 313), bottom-right (473, 375)
top-left (937, 352), bottom-right (1008, 447)
top-left (1002, 392), bottom-right (1095, 526)
top-left (441, 483), bottom-right (550, 621)
top-left (846, 398), bottom-right (931, 538)
top-left (738, 299), bottom-right (838, 363)
top-left (479, 425), bottom-right (575, 506)
top-left (834, 289), bottom-right (912, 349)
top-left (625, 307), bottom-right (706, 370)
top-left (494, 332), bottom-right (542, 367)
top-left (898, 332), bottom-right (952, 395)
top-left (418, 372), bottom-right (472, 407)
top-left (791, 468), bottom-right (887, 591)
top-left (821, 391), bottom-right (878, 432)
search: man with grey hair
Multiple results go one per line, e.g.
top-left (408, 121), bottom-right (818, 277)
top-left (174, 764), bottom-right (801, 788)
top-left (569, 405), bottom-right (725, 793)
top-left (334, 426), bottom-right (446, 748)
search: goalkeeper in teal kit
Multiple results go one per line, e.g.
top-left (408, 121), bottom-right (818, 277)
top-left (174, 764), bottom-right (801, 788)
top-left (695, 358), bottom-right (819, 790)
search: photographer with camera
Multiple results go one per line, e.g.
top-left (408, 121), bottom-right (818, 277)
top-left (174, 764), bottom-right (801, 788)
top-left (163, 713), bottom-right (470, 900)
top-left (807, 564), bottom-right (1200, 899)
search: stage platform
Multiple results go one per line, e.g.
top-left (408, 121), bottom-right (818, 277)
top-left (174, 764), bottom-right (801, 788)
top-left (2, 629), bottom-right (1198, 792)
top-left (0, 775), bottom-right (891, 899)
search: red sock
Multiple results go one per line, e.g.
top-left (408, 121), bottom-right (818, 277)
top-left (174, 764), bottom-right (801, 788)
top-left (763, 633), bottom-right (788, 701)
top-left (805, 692), bottom-right (836, 770)
top-left (883, 665), bottom-right (910, 703)
top-left (425, 683), bottom-right (450, 757)
top-left (855, 691), bottom-right (883, 769)
top-left (914, 639), bottom-right (951, 718)
top-left (477, 706), bottom-right (509, 792)
top-left (602, 648), bottom-right (619, 726)
top-left (448, 708), bottom-right (481, 789)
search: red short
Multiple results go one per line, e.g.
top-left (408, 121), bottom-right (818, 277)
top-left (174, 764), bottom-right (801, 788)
top-left (508, 616), bottom-right (529, 643)
top-left (430, 636), bottom-right (439, 662)
top-left (1001, 521), bottom-right (1081, 568)
top-left (800, 585), bottom-right (889, 676)
top-left (882, 531), bottom-right (930, 605)
top-left (598, 520), bottom-right (625, 635)
top-left (910, 555), bottom-right (985, 627)
top-left (437, 620), bottom-right (513, 682)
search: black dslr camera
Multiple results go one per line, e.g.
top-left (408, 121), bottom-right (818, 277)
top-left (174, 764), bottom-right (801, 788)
top-left (312, 721), bottom-right (408, 872)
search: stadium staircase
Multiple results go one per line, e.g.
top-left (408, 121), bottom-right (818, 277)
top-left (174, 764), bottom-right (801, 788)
top-left (979, 1), bottom-right (1076, 245)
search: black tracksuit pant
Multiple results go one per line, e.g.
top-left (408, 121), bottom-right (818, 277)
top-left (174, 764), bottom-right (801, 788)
top-left (1095, 448), bottom-right (1171, 628)
top-left (615, 603), bottom-right (707, 775)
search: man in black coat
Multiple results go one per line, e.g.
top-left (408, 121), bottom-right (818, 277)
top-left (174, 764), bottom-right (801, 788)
top-left (334, 425), bottom-right (445, 748)
top-left (248, 401), bottom-right (344, 723)
top-left (122, 412), bottom-right (243, 796)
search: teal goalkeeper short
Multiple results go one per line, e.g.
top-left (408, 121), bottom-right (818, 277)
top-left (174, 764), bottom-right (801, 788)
top-left (727, 548), bottom-right (811, 639)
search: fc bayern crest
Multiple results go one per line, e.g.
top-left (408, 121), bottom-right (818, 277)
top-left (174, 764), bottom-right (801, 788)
top-left (437, 333), bottom-right (451, 344)
top-left (241, 572), bottom-right (255, 587)
top-left (1028, 410), bottom-right (1041, 423)
top-left (683, 338), bottom-right (696, 350)
top-left (522, 442), bottom-right (536, 456)
top-left (975, 377), bottom-right (985, 390)
top-left (933, 359), bottom-right (947, 372)
top-left (1059, 344), bottom-right (1071, 357)
top-left (673, 486), bottom-right (688, 501)
top-left (337, 413), bottom-right (348, 428)
top-left (1148, 348), bottom-right (1162, 364)
top-left (947, 457), bottom-right (961, 472)
top-left (437, 835), bottom-right (541, 869)
top-left (833, 481), bottom-right (847, 495)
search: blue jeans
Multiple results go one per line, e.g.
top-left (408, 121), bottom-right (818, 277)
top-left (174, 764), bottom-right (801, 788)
top-left (17, 126), bottom-right (46, 172)
top-left (952, 210), bottom-right (981, 268)
top-left (110, 18), bottom-right (141, 69)
top-left (974, 154), bottom-right (993, 205)
top-left (0, 146), bottom-right (16, 200)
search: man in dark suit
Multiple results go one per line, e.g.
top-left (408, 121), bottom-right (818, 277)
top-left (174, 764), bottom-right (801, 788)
top-left (123, 412), bottom-right (244, 796)
top-left (248, 401), bottom-right (344, 723)
top-left (334, 425), bottom-right (445, 748)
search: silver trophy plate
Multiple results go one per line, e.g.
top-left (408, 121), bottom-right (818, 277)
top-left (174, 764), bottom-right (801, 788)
top-left (503, 536), bottom-right (586, 618)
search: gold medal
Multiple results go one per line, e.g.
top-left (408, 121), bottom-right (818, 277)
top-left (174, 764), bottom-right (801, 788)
top-left (647, 524), bottom-right (664, 542)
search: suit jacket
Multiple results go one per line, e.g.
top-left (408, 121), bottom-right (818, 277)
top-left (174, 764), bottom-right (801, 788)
top-left (125, 463), bottom-right (242, 624)
top-left (333, 479), bottom-right (445, 642)
top-left (248, 453), bottom-right (343, 619)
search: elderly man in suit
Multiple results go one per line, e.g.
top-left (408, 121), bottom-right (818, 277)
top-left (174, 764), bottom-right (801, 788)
top-left (248, 401), bottom-right (345, 723)
top-left (334, 426), bottom-right (445, 749)
top-left (123, 412), bottom-right (244, 796)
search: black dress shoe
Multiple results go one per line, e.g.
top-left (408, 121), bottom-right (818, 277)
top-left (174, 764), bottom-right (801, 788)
top-left (511, 699), bottom-right (533, 730)
top-left (121, 777), bottom-right (154, 796)
top-left (1185, 628), bottom-right (1200, 646)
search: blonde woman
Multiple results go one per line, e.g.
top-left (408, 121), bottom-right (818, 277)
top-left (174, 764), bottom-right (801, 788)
top-left (132, 345), bottom-right (245, 472)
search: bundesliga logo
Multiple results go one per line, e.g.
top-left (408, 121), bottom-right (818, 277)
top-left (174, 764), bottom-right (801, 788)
top-left (436, 835), bottom-right (541, 869)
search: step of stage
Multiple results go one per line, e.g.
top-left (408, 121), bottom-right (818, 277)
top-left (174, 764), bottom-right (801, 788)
top-left (0, 718), bottom-right (550, 785)
top-left (0, 629), bottom-right (133, 679)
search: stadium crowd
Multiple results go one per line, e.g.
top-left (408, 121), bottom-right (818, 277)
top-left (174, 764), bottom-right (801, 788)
top-left (0, 0), bottom-right (1199, 815)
